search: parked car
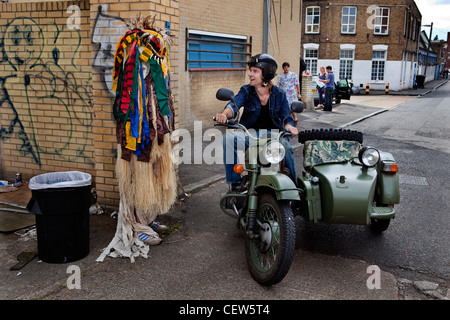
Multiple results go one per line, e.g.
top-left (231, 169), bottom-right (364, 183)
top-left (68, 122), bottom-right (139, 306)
top-left (312, 77), bottom-right (352, 106)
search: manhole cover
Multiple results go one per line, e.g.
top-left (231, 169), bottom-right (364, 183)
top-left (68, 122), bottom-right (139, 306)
top-left (399, 175), bottom-right (429, 186)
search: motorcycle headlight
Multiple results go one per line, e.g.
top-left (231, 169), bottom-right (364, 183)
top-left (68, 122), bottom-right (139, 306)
top-left (358, 146), bottom-right (380, 167)
top-left (261, 141), bottom-right (286, 164)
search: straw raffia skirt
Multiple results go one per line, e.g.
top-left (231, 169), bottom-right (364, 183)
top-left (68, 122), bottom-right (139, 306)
top-left (96, 136), bottom-right (177, 262)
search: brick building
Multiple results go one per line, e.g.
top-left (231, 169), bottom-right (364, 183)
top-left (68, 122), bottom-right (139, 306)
top-left (301, 0), bottom-right (422, 91)
top-left (431, 36), bottom-right (448, 79)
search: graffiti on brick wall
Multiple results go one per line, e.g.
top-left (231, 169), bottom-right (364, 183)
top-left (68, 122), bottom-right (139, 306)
top-left (92, 5), bottom-right (127, 95)
top-left (0, 17), bottom-right (93, 167)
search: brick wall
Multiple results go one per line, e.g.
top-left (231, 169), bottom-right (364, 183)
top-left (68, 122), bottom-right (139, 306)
top-left (0, 0), bottom-right (180, 207)
top-left (0, 0), bottom-right (93, 183)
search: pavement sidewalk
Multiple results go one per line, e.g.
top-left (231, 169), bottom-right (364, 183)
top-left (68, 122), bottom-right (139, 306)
top-left (352, 78), bottom-right (448, 96)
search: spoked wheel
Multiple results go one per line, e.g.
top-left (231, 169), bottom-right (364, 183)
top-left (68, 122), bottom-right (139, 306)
top-left (245, 193), bottom-right (296, 286)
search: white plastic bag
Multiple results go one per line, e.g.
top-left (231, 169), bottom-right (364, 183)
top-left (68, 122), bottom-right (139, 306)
top-left (28, 171), bottom-right (91, 190)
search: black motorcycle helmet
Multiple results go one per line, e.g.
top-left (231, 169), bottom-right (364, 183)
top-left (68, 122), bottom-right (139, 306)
top-left (247, 53), bottom-right (278, 84)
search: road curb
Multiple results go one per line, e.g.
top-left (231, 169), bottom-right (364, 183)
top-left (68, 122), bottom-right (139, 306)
top-left (419, 79), bottom-right (448, 96)
top-left (181, 173), bottom-right (225, 196)
top-left (338, 109), bottom-right (388, 128)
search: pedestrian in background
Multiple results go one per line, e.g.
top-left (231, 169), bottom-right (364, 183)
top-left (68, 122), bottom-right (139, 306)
top-left (318, 66), bottom-right (335, 112)
top-left (317, 66), bottom-right (326, 109)
top-left (278, 62), bottom-right (301, 125)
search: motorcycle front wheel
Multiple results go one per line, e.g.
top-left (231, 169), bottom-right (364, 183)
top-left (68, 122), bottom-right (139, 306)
top-left (245, 193), bottom-right (296, 286)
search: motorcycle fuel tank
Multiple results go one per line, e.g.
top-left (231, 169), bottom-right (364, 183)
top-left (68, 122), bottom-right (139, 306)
top-left (311, 162), bottom-right (377, 225)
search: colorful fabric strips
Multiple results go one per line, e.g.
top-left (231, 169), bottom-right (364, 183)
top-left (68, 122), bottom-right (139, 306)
top-left (112, 27), bottom-right (175, 162)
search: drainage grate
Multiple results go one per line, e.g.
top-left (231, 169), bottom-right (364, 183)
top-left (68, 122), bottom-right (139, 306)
top-left (399, 174), bottom-right (429, 186)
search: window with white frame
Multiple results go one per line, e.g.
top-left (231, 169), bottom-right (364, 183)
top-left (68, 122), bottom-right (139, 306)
top-left (339, 50), bottom-right (354, 80)
top-left (374, 7), bottom-right (390, 35)
top-left (304, 49), bottom-right (318, 75)
top-left (371, 50), bottom-right (386, 81)
top-left (341, 7), bottom-right (357, 34)
top-left (305, 7), bottom-right (320, 33)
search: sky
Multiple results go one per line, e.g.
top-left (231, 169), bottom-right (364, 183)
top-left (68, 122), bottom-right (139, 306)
top-left (414, 0), bottom-right (450, 40)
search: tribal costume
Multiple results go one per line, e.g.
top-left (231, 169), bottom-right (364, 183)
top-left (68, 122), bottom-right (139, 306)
top-left (97, 15), bottom-right (177, 263)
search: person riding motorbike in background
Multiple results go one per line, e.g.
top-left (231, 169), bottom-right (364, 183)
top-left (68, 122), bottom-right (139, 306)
top-left (214, 54), bottom-right (298, 190)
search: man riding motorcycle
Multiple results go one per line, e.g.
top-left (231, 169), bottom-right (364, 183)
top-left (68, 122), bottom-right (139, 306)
top-left (214, 54), bottom-right (299, 189)
top-left (213, 56), bottom-right (399, 287)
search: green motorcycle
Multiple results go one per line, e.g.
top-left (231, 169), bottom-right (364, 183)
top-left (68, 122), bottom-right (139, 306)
top-left (215, 88), bottom-right (400, 286)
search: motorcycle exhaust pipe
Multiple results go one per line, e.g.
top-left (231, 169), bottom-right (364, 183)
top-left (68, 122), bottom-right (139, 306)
top-left (231, 202), bottom-right (239, 217)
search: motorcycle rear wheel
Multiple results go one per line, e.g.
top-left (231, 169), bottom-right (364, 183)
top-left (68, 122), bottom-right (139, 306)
top-left (245, 193), bottom-right (296, 286)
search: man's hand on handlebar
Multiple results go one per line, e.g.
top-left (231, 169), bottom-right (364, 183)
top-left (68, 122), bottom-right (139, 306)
top-left (285, 124), bottom-right (299, 137)
top-left (215, 108), bottom-right (233, 124)
top-left (214, 113), bottom-right (228, 124)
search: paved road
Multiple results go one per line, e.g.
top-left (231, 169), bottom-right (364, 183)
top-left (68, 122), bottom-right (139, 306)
top-left (349, 82), bottom-right (450, 283)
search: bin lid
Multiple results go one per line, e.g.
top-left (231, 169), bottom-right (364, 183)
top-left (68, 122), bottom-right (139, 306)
top-left (29, 171), bottom-right (92, 190)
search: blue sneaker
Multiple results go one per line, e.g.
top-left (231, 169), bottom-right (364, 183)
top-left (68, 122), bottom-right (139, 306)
top-left (137, 232), bottom-right (161, 245)
top-left (149, 222), bottom-right (168, 233)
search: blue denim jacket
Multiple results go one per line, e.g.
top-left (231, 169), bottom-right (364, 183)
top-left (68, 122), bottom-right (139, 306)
top-left (225, 84), bottom-right (295, 129)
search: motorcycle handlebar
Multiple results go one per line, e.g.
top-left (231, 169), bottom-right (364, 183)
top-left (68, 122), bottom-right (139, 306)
top-left (213, 117), bottom-right (291, 140)
top-left (283, 130), bottom-right (292, 138)
top-left (212, 116), bottom-right (238, 126)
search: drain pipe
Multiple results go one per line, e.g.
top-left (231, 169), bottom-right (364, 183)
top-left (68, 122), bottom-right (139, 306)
top-left (263, 0), bottom-right (270, 53)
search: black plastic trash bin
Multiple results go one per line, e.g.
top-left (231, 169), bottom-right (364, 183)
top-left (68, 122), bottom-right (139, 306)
top-left (27, 171), bottom-right (92, 263)
top-left (416, 75), bottom-right (425, 89)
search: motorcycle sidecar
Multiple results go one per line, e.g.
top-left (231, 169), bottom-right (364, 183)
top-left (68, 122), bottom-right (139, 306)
top-left (296, 129), bottom-right (400, 232)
